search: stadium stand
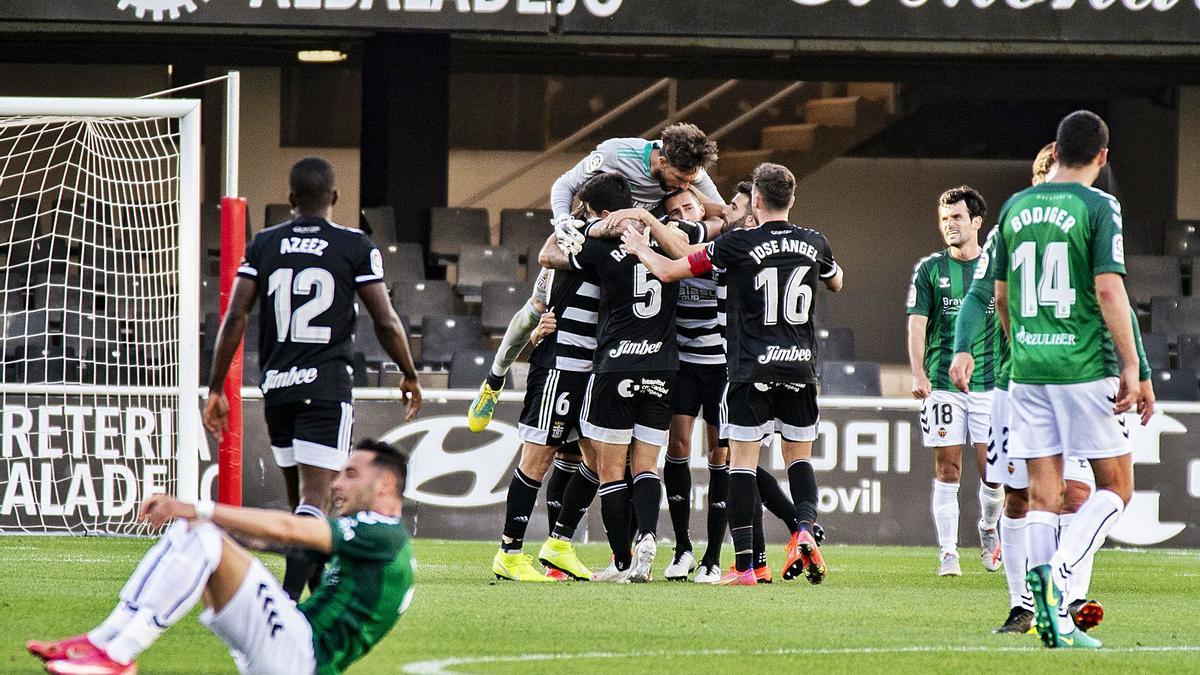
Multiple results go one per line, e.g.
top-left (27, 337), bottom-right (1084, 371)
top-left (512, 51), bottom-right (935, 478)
top-left (456, 245), bottom-right (521, 302)
top-left (1178, 334), bottom-right (1200, 370)
top-left (499, 208), bottom-right (554, 263)
top-left (816, 326), bottom-right (856, 361)
top-left (360, 205), bottom-right (395, 240)
top-left (449, 349), bottom-right (512, 389)
top-left (1150, 295), bottom-right (1200, 344)
top-left (263, 202), bottom-right (292, 228)
top-left (820, 360), bottom-right (882, 396)
top-left (1165, 222), bottom-right (1199, 257)
top-left (1141, 331), bottom-right (1172, 371)
top-left (419, 315), bottom-right (483, 366)
top-left (481, 280), bottom-right (535, 335)
top-left (1125, 255), bottom-right (1183, 308)
top-left (393, 280), bottom-right (454, 333)
top-left (1151, 368), bottom-right (1200, 401)
top-left (430, 207), bottom-right (489, 263)
top-left (379, 242), bottom-right (427, 287)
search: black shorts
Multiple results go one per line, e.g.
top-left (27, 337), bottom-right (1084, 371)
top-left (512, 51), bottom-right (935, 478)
top-left (517, 365), bottom-right (590, 447)
top-left (263, 399), bottom-right (355, 471)
top-left (671, 361), bottom-right (726, 425)
top-left (720, 381), bottom-right (819, 443)
top-left (580, 371), bottom-right (675, 446)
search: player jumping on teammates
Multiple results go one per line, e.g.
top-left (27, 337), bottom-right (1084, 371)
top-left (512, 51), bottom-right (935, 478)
top-left (622, 163), bottom-right (843, 587)
top-left (204, 157), bottom-right (422, 601)
top-left (950, 142), bottom-right (1156, 635)
top-left (906, 186), bottom-right (1004, 577)
top-left (466, 123), bottom-right (722, 434)
top-left (990, 110), bottom-right (1146, 649)
top-left (29, 439), bottom-right (415, 675)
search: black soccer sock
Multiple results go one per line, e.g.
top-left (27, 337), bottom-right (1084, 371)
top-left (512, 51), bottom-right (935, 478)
top-left (701, 463), bottom-right (729, 566)
top-left (625, 466), bottom-right (637, 548)
top-left (552, 463), bottom-right (600, 541)
top-left (485, 371), bottom-right (506, 391)
top-left (545, 456), bottom-right (579, 532)
top-left (500, 468), bottom-right (542, 552)
top-left (599, 481), bottom-right (633, 570)
top-left (631, 471), bottom-right (663, 540)
top-left (752, 487), bottom-right (768, 570)
top-left (728, 468), bottom-right (757, 573)
top-left (787, 459), bottom-right (819, 527)
top-left (283, 504), bottom-right (327, 602)
top-left (663, 455), bottom-right (692, 551)
top-left (756, 470), bottom-right (798, 534)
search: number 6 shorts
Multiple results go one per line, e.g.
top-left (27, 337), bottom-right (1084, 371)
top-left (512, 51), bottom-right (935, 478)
top-left (518, 364), bottom-right (591, 447)
top-left (919, 389), bottom-right (993, 448)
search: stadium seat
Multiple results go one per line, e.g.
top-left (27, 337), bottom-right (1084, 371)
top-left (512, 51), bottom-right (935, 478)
top-left (1177, 334), bottom-right (1200, 370)
top-left (816, 326), bottom-right (856, 361)
top-left (1190, 256), bottom-right (1200, 296)
top-left (393, 280), bottom-right (454, 333)
top-left (449, 350), bottom-right (512, 389)
top-left (360, 205), bottom-right (395, 240)
top-left (379, 242), bottom-right (426, 287)
top-left (201, 202), bottom-right (221, 260)
top-left (1164, 222), bottom-right (1199, 257)
top-left (1125, 255), bottom-right (1182, 307)
top-left (1150, 369), bottom-right (1200, 402)
top-left (499, 208), bottom-right (554, 262)
top-left (456, 245), bottom-right (521, 301)
top-left (264, 203), bottom-right (292, 228)
top-left (481, 280), bottom-right (535, 334)
top-left (1141, 331), bottom-right (1171, 371)
top-left (201, 311), bottom-right (220, 351)
top-left (1150, 296), bottom-right (1200, 344)
top-left (353, 307), bottom-right (413, 367)
top-left (820, 360), bottom-right (882, 396)
top-left (429, 207), bottom-right (489, 262)
top-left (419, 315), bottom-right (483, 366)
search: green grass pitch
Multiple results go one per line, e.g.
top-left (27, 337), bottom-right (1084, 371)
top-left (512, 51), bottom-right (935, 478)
top-left (2, 537), bottom-right (1197, 673)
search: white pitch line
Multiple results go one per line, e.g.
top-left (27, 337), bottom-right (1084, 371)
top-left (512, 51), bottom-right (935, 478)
top-left (402, 645), bottom-right (1200, 674)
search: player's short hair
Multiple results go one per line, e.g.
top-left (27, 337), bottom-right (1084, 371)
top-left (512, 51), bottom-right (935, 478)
top-left (751, 163), bottom-right (796, 211)
top-left (355, 438), bottom-right (408, 496)
top-left (289, 157), bottom-right (337, 211)
top-left (735, 181), bottom-right (753, 200)
top-left (664, 188), bottom-right (701, 209)
top-left (578, 171), bottom-right (632, 214)
top-left (661, 123), bottom-right (718, 173)
top-left (1055, 110), bottom-right (1109, 168)
top-left (1032, 142), bottom-right (1056, 184)
top-left (938, 185), bottom-right (987, 221)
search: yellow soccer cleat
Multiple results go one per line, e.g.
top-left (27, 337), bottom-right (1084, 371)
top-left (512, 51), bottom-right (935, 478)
top-left (492, 550), bottom-right (555, 582)
top-left (538, 537), bottom-right (593, 581)
top-left (467, 381), bottom-right (502, 432)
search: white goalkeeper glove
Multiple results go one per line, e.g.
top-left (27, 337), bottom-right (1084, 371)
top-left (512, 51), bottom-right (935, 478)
top-left (553, 215), bottom-right (586, 256)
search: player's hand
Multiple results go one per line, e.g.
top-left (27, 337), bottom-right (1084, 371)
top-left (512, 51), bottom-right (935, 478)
top-left (554, 218), bottom-right (585, 255)
top-left (911, 372), bottom-right (932, 400)
top-left (138, 493), bottom-right (186, 528)
top-left (203, 391), bottom-right (229, 439)
top-left (1113, 365), bottom-right (1141, 414)
top-left (400, 375), bottom-right (422, 422)
top-left (620, 223), bottom-right (651, 258)
top-left (948, 353), bottom-right (975, 393)
top-left (1137, 378), bottom-right (1156, 426)
top-left (603, 208), bottom-right (648, 232)
top-left (531, 311), bottom-right (557, 346)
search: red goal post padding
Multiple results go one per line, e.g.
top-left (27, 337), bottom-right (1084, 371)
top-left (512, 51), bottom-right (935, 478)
top-left (218, 196), bottom-right (247, 506)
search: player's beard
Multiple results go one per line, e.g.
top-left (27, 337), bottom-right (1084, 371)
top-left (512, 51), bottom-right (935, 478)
top-left (722, 214), bottom-right (753, 234)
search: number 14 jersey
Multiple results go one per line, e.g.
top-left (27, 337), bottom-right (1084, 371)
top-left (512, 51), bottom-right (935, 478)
top-left (706, 220), bottom-right (838, 384)
top-left (238, 216), bottom-right (384, 404)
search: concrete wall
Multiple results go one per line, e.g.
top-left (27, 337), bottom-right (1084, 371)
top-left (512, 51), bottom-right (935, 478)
top-left (1179, 86), bottom-right (1200, 221)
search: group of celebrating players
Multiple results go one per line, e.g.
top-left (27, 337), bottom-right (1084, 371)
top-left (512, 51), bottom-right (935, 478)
top-left (27, 108), bottom-right (1151, 673)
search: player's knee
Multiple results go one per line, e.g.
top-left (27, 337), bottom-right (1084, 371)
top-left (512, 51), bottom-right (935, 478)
top-left (1003, 488), bottom-right (1029, 517)
top-left (935, 463), bottom-right (961, 483)
top-left (518, 444), bottom-right (555, 479)
top-left (185, 521), bottom-right (224, 570)
top-left (666, 436), bottom-right (690, 460)
top-left (1061, 481), bottom-right (1092, 513)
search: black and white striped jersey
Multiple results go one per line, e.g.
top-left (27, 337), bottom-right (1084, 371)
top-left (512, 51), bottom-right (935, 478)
top-left (528, 264), bottom-right (600, 373)
top-left (672, 220), bottom-right (724, 365)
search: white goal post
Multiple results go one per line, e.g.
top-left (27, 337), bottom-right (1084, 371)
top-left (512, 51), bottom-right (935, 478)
top-left (0, 97), bottom-right (201, 534)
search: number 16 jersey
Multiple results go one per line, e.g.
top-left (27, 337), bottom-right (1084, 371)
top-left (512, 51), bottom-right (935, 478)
top-left (706, 220), bottom-right (838, 384)
top-left (237, 216), bottom-right (384, 404)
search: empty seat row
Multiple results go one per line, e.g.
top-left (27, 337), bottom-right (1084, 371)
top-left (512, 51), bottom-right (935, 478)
top-left (1125, 255), bottom-right (1199, 304)
top-left (429, 207), bottom-right (553, 262)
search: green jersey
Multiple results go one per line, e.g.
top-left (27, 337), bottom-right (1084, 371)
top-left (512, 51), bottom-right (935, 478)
top-left (992, 182), bottom-right (1125, 385)
top-left (907, 249), bottom-right (1001, 392)
top-left (300, 511), bottom-right (416, 675)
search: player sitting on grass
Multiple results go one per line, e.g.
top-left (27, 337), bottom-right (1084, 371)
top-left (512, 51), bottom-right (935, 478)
top-left (29, 440), bottom-right (415, 675)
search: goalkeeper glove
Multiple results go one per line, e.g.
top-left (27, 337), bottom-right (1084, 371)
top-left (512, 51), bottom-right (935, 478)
top-left (553, 216), bottom-right (586, 256)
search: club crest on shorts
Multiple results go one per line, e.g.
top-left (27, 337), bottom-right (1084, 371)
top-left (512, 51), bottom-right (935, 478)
top-left (552, 421), bottom-right (565, 439)
top-left (938, 427), bottom-right (947, 438)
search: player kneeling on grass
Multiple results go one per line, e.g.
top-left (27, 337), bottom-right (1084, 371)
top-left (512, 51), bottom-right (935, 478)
top-left (29, 440), bottom-right (415, 675)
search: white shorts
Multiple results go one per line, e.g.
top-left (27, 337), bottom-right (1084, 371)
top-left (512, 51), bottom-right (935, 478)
top-left (984, 388), bottom-right (1027, 489)
top-left (1008, 378), bottom-right (1131, 461)
top-left (200, 557), bottom-right (317, 675)
top-left (920, 389), bottom-right (993, 448)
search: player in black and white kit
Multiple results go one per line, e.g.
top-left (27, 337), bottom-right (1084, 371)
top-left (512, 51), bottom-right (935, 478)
top-left (204, 158), bottom-right (421, 600)
top-left (623, 163), bottom-right (843, 587)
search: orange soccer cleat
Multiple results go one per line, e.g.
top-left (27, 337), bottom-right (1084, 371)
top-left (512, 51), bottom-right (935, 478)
top-left (27, 635), bottom-right (101, 663)
top-left (783, 529), bottom-right (827, 584)
top-left (715, 568), bottom-right (757, 586)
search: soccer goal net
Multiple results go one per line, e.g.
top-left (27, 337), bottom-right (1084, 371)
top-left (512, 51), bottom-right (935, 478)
top-left (0, 98), bottom-right (202, 535)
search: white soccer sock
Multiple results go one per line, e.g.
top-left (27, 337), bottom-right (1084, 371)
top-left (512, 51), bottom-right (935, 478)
top-left (88, 521), bottom-right (192, 648)
top-left (104, 522), bottom-right (223, 664)
top-left (978, 482), bottom-right (1003, 529)
top-left (1051, 490), bottom-right (1123, 598)
top-left (1000, 515), bottom-right (1031, 610)
top-left (931, 479), bottom-right (960, 554)
top-left (490, 300), bottom-right (542, 378)
top-left (1058, 513), bottom-right (1093, 604)
top-left (1024, 510), bottom-right (1058, 568)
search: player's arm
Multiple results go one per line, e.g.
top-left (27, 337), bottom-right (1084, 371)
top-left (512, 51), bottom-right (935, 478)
top-left (591, 207), bottom-right (657, 239)
top-left (1130, 305), bottom-right (1156, 425)
top-left (692, 172), bottom-right (727, 219)
top-left (203, 277), bottom-right (258, 437)
top-left (823, 265), bottom-right (844, 293)
top-left (537, 233), bottom-right (573, 271)
top-left (949, 277), bottom-right (993, 392)
top-left (905, 261), bottom-right (933, 399)
top-left (530, 310), bottom-right (556, 348)
top-left (138, 494), bottom-right (333, 554)
top-left (551, 144), bottom-right (610, 218)
top-left (620, 224), bottom-right (696, 282)
top-left (1096, 273), bottom-right (1140, 413)
top-left (359, 282), bottom-right (422, 422)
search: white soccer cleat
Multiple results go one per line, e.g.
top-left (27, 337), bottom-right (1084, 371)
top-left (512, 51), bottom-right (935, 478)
top-left (664, 549), bottom-right (696, 581)
top-left (693, 563), bottom-right (722, 584)
top-left (978, 519), bottom-right (1002, 572)
top-left (939, 550), bottom-right (962, 577)
top-left (628, 534), bottom-right (657, 583)
top-left (591, 561), bottom-right (633, 583)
